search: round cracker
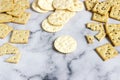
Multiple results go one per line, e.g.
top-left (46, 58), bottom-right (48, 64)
top-left (67, 0), bottom-right (84, 11)
top-left (48, 10), bottom-right (76, 26)
top-left (38, 0), bottom-right (54, 10)
top-left (54, 35), bottom-right (77, 53)
top-left (53, 0), bottom-right (73, 9)
top-left (32, 0), bottom-right (48, 13)
top-left (42, 19), bottom-right (63, 33)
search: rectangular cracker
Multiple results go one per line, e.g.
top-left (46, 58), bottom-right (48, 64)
top-left (0, 24), bottom-right (13, 39)
top-left (12, 12), bottom-right (31, 24)
top-left (92, 1), bottom-right (111, 15)
top-left (105, 23), bottom-right (120, 34)
top-left (10, 30), bottom-right (30, 44)
top-left (84, 0), bottom-right (98, 11)
top-left (110, 5), bottom-right (120, 21)
top-left (0, 14), bottom-right (13, 23)
top-left (0, 0), bottom-right (14, 12)
top-left (96, 43), bottom-right (118, 61)
top-left (5, 53), bottom-right (21, 64)
top-left (85, 35), bottom-right (94, 44)
top-left (92, 13), bottom-right (108, 23)
top-left (7, 4), bottom-right (26, 17)
top-left (95, 31), bottom-right (106, 41)
top-left (108, 31), bottom-right (120, 46)
top-left (0, 43), bottom-right (19, 56)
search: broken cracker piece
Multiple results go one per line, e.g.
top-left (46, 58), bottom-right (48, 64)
top-left (85, 35), bottom-right (94, 44)
top-left (0, 14), bottom-right (13, 23)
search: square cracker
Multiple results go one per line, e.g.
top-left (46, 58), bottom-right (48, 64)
top-left (92, 13), bottom-right (108, 23)
top-left (14, 0), bottom-right (30, 8)
top-left (108, 31), bottom-right (120, 46)
top-left (0, 43), bottom-right (19, 56)
top-left (96, 43), bottom-right (118, 61)
top-left (84, 0), bottom-right (98, 11)
top-left (92, 1), bottom-right (111, 15)
top-left (0, 24), bottom-right (13, 39)
top-left (110, 5), bottom-right (120, 21)
top-left (7, 4), bottom-right (26, 17)
top-left (85, 35), bottom-right (94, 44)
top-left (95, 31), bottom-right (106, 41)
top-left (5, 53), bottom-right (21, 64)
top-left (0, 14), bottom-right (13, 23)
top-left (0, 0), bottom-right (14, 12)
top-left (12, 12), bottom-right (31, 24)
top-left (105, 23), bottom-right (120, 34)
top-left (10, 30), bottom-right (30, 44)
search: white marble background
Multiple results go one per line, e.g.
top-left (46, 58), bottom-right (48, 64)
top-left (0, 0), bottom-right (120, 80)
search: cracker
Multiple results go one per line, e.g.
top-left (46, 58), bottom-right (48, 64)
top-left (110, 5), bottom-right (120, 21)
top-left (48, 10), bottom-right (76, 26)
top-left (14, 0), bottom-right (30, 8)
top-left (96, 43), bottom-right (118, 61)
top-left (85, 35), bottom-right (94, 44)
top-left (92, 13), bottom-right (108, 23)
top-left (42, 19), bottom-right (63, 33)
top-left (0, 24), bottom-right (13, 39)
top-left (0, 0), bottom-right (14, 12)
top-left (38, 0), bottom-right (54, 10)
top-left (0, 14), bottom-right (13, 23)
top-left (10, 30), bottom-right (30, 44)
top-left (53, 0), bottom-right (73, 9)
top-left (32, 0), bottom-right (48, 13)
top-left (108, 31), bottom-right (120, 46)
top-left (5, 53), bottom-right (21, 64)
top-left (84, 0), bottom-right (98, 11)
top-left (7, 4), bottom-right (26, 17)
top-left (12, 12), bottom-right (31, 24)
top-left (0, 43), bottom-right (19, 56)
top-left (67, 0), bottom-right (84, 11)
top-left (92, 1), bottom-right (111, 15)
top-left (95, 31), bottom-right (106, 41)
top-left (105, 23), bottom-right (120, 34)
top-left (54, 35), bottom-right (77, 53)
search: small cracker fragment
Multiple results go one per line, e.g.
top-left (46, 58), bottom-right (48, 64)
top-left (110, 5), bottom-right (120, 21)
top-left (105, 23), bottom-right (120, 34)
top-left (32, 0), bottom-right (48, 13)
top-left (10, 30), bottom-right (30, 44)
top-left (14, 0), bottom-right (30, 8)
top-left (92, 13), bottom-right (108, 23)
top-left (54, 35), bottom-right (77, 53)
top-left (0, 14), bottom-right (13, 23)
top-left (12, 12), bottom-right (31, 24)
top-left (38, 0), bottom-right (54, 10)
top-left (67, 0), bottom-right (84, 11)
top-left (7, 4), bottom-right (26, 17)
top-left (5, 53), bottom-right (21, 64)
top-left (85, 35), bottom-right (94, 44)
top-left (42, 19), bottom-right (63, 33)
top-left (96, 43), bottom-right (118, 61)
top-left (92, 1), bottom-right (111, 15)
top-left (0, 24), bottom-right (13, 39)
top-left (0, 43), bottom-right (19, 56)
top-left (95, 31), bottom-right (106, 41)
top-left (53, 0), bottom-right (73, 9)
top-left (108, 31), bottom-right (120, 46)
top-left (0, 0), bottom-right (14, 12)
top-left (84, 0), bottom-right (98, 11)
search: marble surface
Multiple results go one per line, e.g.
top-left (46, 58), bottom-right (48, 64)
top-left (0, 0), bottom-right (120, 80)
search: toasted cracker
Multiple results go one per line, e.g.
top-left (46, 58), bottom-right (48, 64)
top-left (0, 24), bottom-right (13, 39)
top-left (96, 43), bottom-right (118, 61)
top-left (54, 35), bottom-right (77, 53)
top-left (92, 1), bottom-right (111, 15)
top-left (0, 0), bottom-right (14, 12)
top-left (92, 13), bottom-right (108, 23)
top-left (110, 5), bottom-right (120, 21)
top-left (10, 30), bottom-right (30, 44)
top-left (95, 31), bottom-right (106, 41)
top-left (0, 14), bottom-right (13, 23)
top-left (84, 0), bottom-right (98, 11)
top-left (14, 0), bottom-right (30, 8)
top-left (5, 53), bottom-right (21, 64)
top-left (85, 35), bottom-right (94, 44)
top-left (108, 31), bottom-right (120, 46)
top-left (12, 12), bottom-right (31, 24)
